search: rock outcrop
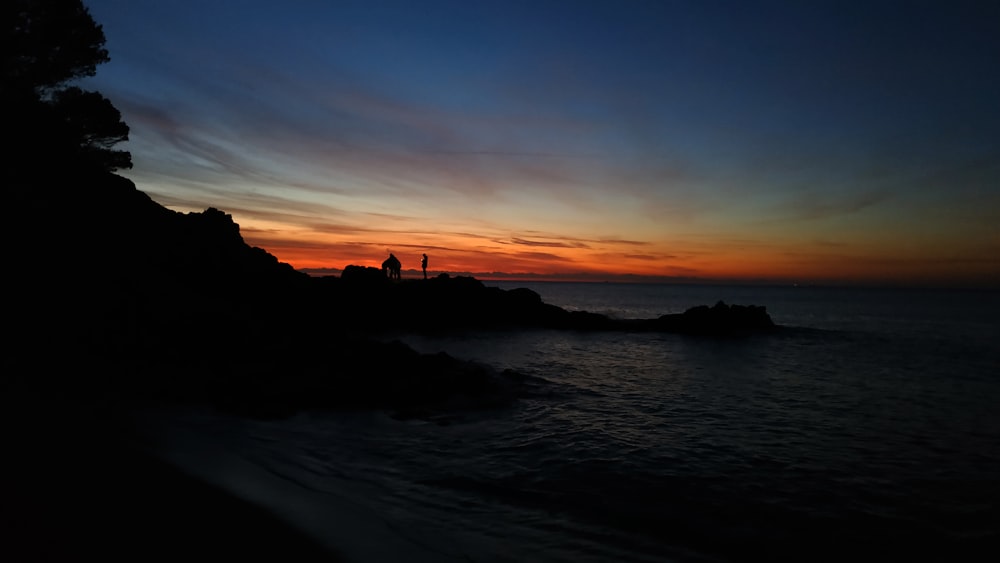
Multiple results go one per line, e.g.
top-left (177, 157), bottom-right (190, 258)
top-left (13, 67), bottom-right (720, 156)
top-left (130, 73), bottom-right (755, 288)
top-left (313, 272), bottom-right (776, 336)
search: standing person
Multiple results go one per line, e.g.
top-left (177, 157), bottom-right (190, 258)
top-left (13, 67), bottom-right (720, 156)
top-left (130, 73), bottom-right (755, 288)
top-left (389, 253), bottom-right (401, 280)
top-left (384, 252), bottom-right (401, 280)
top-left (421, 253), bottom-right (428, 279)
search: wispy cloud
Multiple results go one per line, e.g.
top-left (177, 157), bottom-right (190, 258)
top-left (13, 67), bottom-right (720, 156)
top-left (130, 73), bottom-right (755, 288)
top-left (508, 238), bottom-right (589, 249)
top-left (81, 0), bottom-right (1000, 286)
top-left (770, 189), bottom-right (889, 223)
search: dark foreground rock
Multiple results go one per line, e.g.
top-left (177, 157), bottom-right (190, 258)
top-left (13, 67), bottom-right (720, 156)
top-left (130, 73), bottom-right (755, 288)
top-left (115, 337), bottom-right (537, 421)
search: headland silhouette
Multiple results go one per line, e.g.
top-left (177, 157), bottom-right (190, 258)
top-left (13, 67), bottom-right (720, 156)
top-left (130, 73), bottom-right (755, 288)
top-left (2, 2), bottom-right (778, 561)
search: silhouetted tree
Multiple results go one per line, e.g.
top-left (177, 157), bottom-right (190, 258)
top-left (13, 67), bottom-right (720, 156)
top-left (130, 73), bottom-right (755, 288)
top-left (3, 0), bottom-right (131, 175)
top-left (51, 86), bottom-right (131, 171)
top-left (3, 0), bottom-right (109, 94)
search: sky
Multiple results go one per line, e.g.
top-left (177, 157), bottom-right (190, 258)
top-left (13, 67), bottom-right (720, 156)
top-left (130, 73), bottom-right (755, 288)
top-left (80, 0), bottom-right (1000, 287)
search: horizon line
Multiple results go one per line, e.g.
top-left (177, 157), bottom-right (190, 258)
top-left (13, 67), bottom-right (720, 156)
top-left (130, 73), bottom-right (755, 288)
top-left (297, 267), bottom-right (999, 291)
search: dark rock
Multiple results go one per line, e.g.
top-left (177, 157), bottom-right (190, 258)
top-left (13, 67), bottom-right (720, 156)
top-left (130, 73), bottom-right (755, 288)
top-left (340, 264), bottom-right (387, 285)
top-left (653, 300), bottom-right (776, 335)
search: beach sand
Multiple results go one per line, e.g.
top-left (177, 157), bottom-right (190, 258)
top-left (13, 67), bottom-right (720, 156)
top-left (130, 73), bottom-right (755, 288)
top-left (0, 391), bottom-right (341, 563)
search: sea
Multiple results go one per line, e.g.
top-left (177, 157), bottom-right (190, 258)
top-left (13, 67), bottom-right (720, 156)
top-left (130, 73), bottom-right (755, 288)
top-left (137, 282), bottom-right (1000, 562)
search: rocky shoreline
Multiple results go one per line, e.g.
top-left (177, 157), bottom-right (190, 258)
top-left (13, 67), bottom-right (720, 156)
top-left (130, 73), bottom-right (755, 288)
top-left (4, 164), bottom-right (777, 563)
top-left (7, 171), bottom-right (777, 422)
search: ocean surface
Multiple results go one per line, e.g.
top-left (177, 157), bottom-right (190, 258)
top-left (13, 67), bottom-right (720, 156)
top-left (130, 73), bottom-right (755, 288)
top-left (140, 282), bottom-right (1000, 562)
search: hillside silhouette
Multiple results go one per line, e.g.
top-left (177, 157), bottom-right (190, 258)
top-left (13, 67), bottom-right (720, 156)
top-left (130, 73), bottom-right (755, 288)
top-left (7, 164), bottom-right (776, 416)
top-left (1, 3), bottom-right (769, 561)
top-left (3, 0), bottom-right (774, 419)
top-left (6, 167), bottom-right (512, 416)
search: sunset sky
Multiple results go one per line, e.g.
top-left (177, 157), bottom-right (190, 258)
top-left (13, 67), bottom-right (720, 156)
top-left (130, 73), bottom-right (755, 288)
top-left (81, 0), bottom-right (999, 287)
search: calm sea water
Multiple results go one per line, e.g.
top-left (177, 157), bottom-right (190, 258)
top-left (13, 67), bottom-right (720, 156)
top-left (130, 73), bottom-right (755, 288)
top-left (143, 283), bottom-right (1000, 562)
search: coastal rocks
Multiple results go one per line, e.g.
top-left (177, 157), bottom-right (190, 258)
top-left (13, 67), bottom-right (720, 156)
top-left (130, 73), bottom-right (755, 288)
top-left (196, 338), bottom-right (530, 421)
top-left (10, 169), bottom-right (778, 424)
top-left (319, 271), bottom-right (568, 330)
top-left (322, 271), bottom-right (777, 336)
top-left (340, 264), bottom-right (388, 286)
top-left (652, 301), bottom-right (776, 335)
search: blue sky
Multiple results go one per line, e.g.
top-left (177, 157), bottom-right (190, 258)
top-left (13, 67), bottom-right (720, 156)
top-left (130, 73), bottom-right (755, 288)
top-left (81, 0), bottom-right (1000, 286)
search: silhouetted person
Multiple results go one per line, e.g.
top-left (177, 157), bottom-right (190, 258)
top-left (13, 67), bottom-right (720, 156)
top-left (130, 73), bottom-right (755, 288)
top-left (421, 253), bottom-right (428, 279)
top-left (382, 253), bottom-right (401, 280)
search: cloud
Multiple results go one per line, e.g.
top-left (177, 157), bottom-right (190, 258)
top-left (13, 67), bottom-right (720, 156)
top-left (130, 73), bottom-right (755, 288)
top-left (508, 238), bottom-right (588, 249)
top-left (769, 189), bottom-right (889, 223)
top-left (80, 0), bottom-right (1000, 287)
top-left (623, 253), bottom-right (678, 261)
top-left (507, 250), bottom-right (573, 262)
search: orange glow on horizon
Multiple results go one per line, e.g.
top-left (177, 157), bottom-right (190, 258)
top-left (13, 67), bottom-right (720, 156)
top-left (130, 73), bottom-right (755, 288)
top-left (241, 229), bottom-right (999, 289)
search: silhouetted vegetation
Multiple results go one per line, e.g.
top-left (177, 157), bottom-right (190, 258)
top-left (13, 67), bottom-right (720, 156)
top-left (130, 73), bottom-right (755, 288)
top-left (3, 0), bottom-right (131, 178)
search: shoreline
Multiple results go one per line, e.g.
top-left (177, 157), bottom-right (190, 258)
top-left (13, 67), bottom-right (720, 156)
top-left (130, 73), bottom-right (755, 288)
top-left (135, 405), bottom-right (480, 563)
top-left (0, 392), bottom-right (340, 562)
